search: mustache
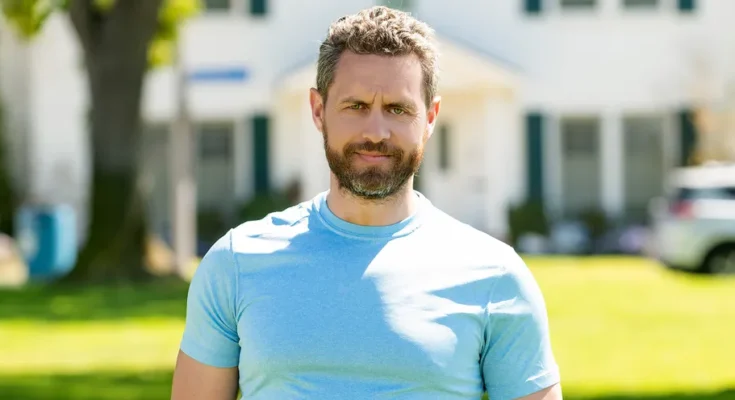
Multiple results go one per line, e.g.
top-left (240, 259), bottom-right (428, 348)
top-left (345, 141), bottom-right (402, 156)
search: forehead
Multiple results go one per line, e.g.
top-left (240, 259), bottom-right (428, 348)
top-left (329, 52), bottom-right (424, 103)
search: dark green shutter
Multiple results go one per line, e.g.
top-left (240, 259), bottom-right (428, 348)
top-left (678, 0), bottom-right (696, 12)
top-left (250, 0), bottom-right (267, 16)
top-left (252, 114), bottom-right (270, 193)
top-left (678, 109), bottom-right (697, 166)
top-left (525, 0), bottom-right (543, 14)
top-left (413, 167), bottom-right (422, 192)
top-left (438, 125), bottom-right (450, 171)
top-left (526, 112), bottom-right (545, 204)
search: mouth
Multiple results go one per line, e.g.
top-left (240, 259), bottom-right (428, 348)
top-left (354, 152), bottom-right (391, 162)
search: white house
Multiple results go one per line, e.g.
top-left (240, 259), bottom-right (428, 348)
top-left (2, 0), bottom-right (735, 244)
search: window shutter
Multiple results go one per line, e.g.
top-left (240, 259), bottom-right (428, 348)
top-left (250, 0), bottom-right (267, 16)
top-left (678, 109), bottom-right (697, 166)
top-left (525, 0), bottom-right (543, 14)
top-left (677, 0), bottom-right (696, 13)
top-left (526, 112), bottom-right (545, 204)
top-left (252, 114), bottom-right (270, 193)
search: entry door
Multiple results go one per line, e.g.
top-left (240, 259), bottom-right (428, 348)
top-left (197, 123), bottom-right (235, 218)
top-left (560, 116), bottom-right (602, 217)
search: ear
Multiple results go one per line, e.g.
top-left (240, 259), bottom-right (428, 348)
top-left (425, 95), bottom-right (441, 140)
top-left (309, 88), bottom-right (325, 133)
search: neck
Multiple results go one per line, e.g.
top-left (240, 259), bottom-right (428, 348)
top-left (326, 177), bottom-right (418, 226)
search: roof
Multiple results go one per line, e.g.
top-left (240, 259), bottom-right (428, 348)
top-left (276, 34), bottom-right (520, 93)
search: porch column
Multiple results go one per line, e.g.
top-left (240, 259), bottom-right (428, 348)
top-left (601, 110), bottom-right (623, 218)
top-left (299, 100), bottom-right (330, 201)
top-left (233, 118), bottom-right (250, 201)
top-left (483, 89), bottom-right (520, 240)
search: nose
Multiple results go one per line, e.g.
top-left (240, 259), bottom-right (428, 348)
top-left (361, 108), bottom-right (391, 143)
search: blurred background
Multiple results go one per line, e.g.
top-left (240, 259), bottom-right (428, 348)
top-left (0, 0), bottom-right (734, 399)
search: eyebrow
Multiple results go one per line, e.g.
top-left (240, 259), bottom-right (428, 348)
top-left (339, 97), bottom-right (418, 111)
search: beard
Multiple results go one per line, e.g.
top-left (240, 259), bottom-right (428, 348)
top-left (322, 122), bottom-right (424, 201)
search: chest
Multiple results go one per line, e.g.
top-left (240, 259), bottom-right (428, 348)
top-left (235, 252), bottom-right (490, 381)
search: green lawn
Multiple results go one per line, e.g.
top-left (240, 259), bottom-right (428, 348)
top-left (0, 258), bottom-right (734, 400)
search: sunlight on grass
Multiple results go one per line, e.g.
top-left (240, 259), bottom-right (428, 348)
top-left (0, 319), bottom-right (184, 374)
top-left (525, 257), bottom-right (735, 396)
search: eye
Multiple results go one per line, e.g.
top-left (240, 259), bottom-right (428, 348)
top-left (389, 107), bottom-right (406, 115)
top-left (347, 103), bottom-right (365, 110)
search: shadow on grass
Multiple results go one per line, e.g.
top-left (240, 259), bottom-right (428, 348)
top-left (0, 370), bottom-right (733, 400)
top-left (0, 370), bottom-right (174, 400)
top-left (573, 390), bottom-right (735, 400)
top-left (0, 278), bottom-right (190, 322)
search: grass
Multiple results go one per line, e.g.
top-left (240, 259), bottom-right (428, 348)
top-left (0, 257), bottom-right (733, 399)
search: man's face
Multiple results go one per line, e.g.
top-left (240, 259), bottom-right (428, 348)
top-left (310, 51), bottom-right (440, 200)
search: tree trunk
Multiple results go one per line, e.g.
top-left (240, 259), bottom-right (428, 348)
top-left (0, 102), bottom-right (16, 236)
top-left (62, 0), bottom-right (163, 283)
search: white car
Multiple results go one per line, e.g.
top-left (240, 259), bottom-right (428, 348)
top-left (649, 163), bottom-right (735, 274)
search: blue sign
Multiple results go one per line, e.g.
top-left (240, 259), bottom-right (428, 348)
top-left (189, 67), bottom-right (250, 83)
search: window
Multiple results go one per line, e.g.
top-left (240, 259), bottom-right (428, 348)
top-left (199, 124), bottom-right (233, 160)
top-left (250, 0), bottom-right (267, 16)
top-left (560, 0), bottom-right (596, 9)
top-left (674, 187), bottom-right (735, 201)
top-left (380, 0), bottom-right (412, 12)
top-left (205, 0), bottom-right (230, 11)
top-left (623, 116), bottom-right (665, 221)
top-left (197, 123), bottom-right (235, 215)
top-left (560, 116), bottom-right (601, 216)
top-left (623, 0), bottom-right (658, 9)
top-left (562, 117), bottom-right (599, 154)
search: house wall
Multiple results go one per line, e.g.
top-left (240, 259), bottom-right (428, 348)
top-left (0, 16), bottom-right (89, 240)
top-left (3, 0), bottom-right (735, 238)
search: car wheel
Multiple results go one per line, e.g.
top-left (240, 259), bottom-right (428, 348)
top-left (704, 246), bottom-right (735, 275)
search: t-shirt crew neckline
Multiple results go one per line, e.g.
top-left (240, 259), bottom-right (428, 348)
top-left (312, 190), bottom-right (428, 240)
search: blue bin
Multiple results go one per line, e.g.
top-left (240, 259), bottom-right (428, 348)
top-left (15, 204), bottom-right (78, 281)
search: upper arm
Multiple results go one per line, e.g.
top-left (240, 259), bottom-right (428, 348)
top-left (173, 231), bottom-right (241, 397)
top-left (482, 251), bottom-right (561, 400)
top-left (171, 350), bottom-right (239, 400)
top-left (514, 383), bottom-right (563, 400)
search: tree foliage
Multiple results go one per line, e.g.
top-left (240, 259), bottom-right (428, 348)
top-left (2, 0), bottom-right (201, 68)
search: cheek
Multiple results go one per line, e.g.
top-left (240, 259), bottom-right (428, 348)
top-left (399, 121), bottom-right (429, 146)
top-left (327, 115), bottom-right (363, 141)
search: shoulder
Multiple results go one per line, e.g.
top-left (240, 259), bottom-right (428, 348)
top-left (422, 206), bottom-right (519, 265)
top-left (229, 199), bottom-right (313, 249)
top-left (420, 206), bottom-right (540, 294)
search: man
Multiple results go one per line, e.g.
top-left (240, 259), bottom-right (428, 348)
top-left (171, 6), bottom-right (561, 400)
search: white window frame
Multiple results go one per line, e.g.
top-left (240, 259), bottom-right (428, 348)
top-left (621, 0), bottom-right (660, 12)
top-left (559, 0), bottom-right (598, 11)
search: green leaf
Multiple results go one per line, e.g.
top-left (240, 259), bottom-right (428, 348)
top-left (93, 0), bottom-right (115, 12)
top-left (148, 0), bottom-right (202, 68)
top-left (2, 0), bottom-right (202, 68)
top-left (1, 0), bottom-right (66, 37)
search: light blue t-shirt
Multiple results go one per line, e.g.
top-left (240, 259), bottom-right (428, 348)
top-left (180, 191), bottom-right (560, 400)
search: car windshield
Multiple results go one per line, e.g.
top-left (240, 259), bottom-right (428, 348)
top-left (673, 187), bottom-right (735, 201)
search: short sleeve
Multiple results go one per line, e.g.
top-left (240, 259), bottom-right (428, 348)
top-left (481, 251), bottom-right (560, 400)
top-left (180, 231), bottom-right (240, 368)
